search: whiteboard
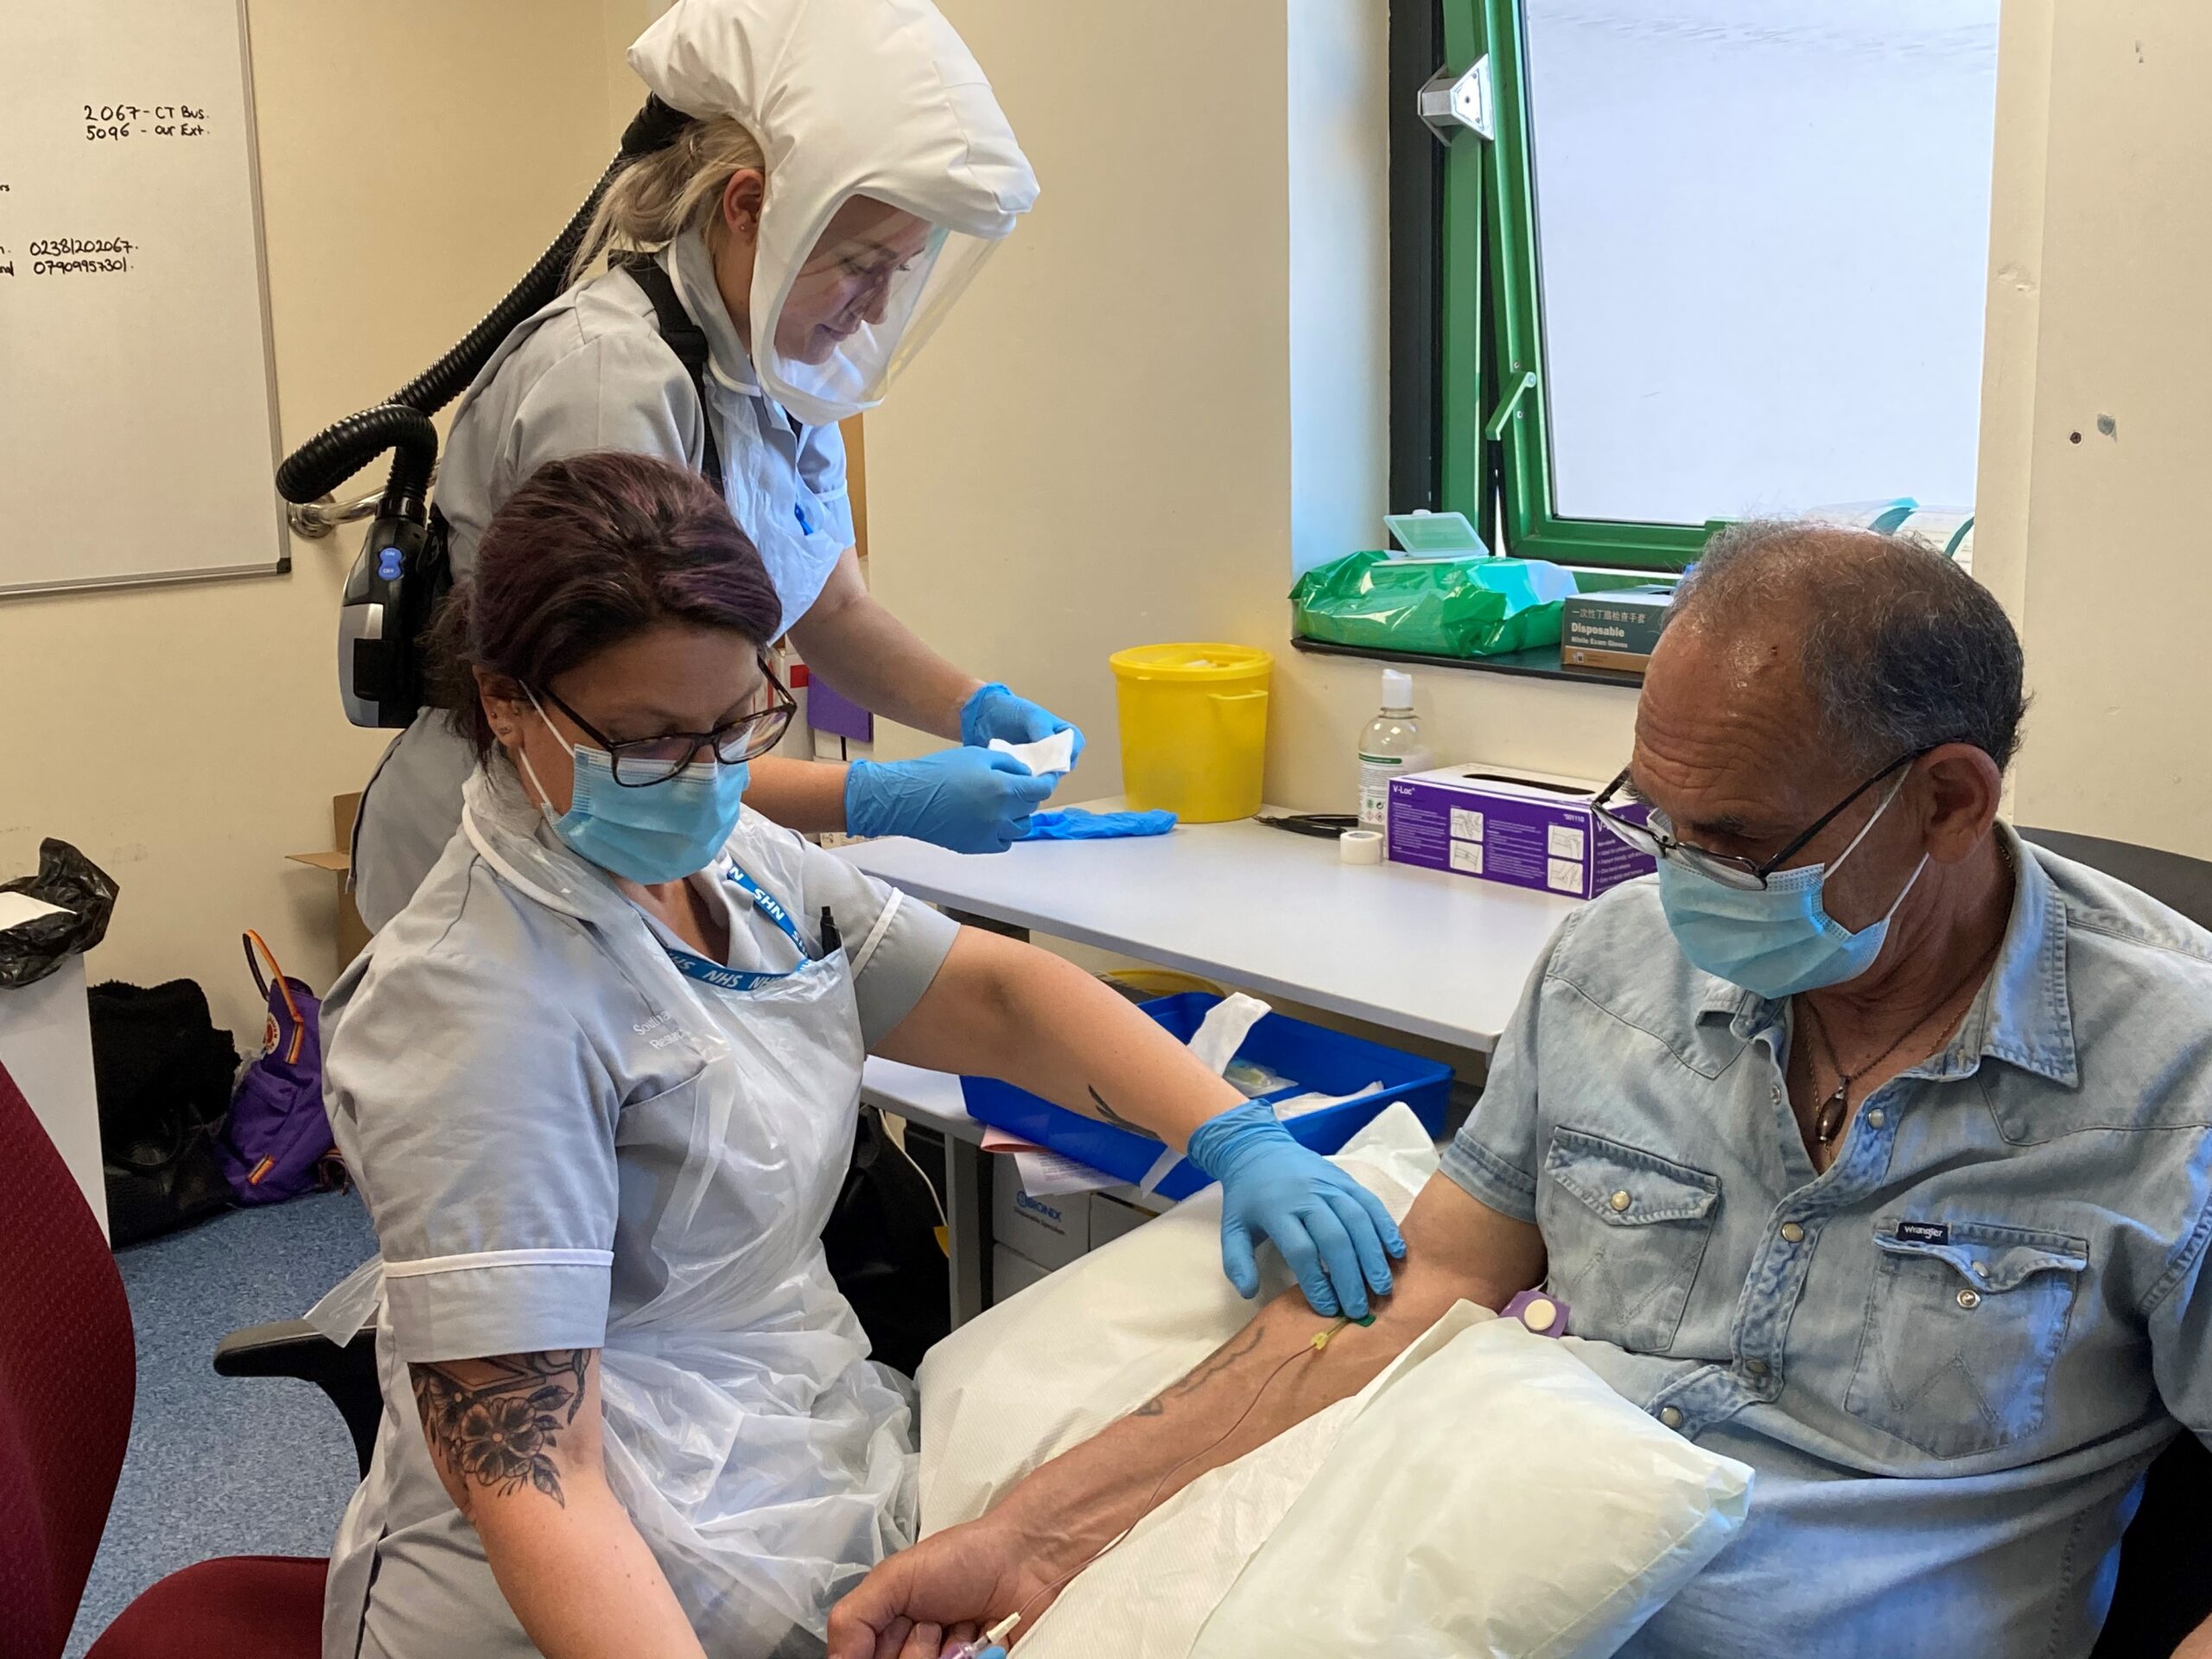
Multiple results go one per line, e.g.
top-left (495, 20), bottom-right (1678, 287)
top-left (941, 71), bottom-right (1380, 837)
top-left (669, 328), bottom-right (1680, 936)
top-left (0, 0), bottom-right (284, 597)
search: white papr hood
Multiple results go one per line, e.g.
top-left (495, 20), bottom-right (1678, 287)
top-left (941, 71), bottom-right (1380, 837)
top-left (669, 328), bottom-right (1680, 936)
top-left (630, 0), bottom-right (1039, 425)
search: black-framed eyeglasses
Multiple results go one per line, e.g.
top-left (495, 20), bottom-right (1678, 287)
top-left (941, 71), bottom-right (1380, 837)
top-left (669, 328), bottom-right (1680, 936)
top-left (1592, 748), bottom-right (1931, 892)
top-left (537, 657), bottom-right (797, 786)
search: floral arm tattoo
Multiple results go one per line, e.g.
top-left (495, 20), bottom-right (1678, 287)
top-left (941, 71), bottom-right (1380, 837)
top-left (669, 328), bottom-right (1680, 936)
top-left (410, 1351), bottom-right (592, 1508)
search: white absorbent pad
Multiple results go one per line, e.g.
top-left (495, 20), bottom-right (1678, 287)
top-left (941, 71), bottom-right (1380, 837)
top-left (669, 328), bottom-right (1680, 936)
top-left (988, 728), bottom-right (1077, 777)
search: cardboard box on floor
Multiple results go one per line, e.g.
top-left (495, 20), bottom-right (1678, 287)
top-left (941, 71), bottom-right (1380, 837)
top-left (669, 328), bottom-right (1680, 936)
top-left (289, 792), bottom-right (369, 969)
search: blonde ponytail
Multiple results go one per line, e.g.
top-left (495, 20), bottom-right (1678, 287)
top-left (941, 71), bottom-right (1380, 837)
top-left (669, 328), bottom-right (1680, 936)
top-left (569, 115), bottom-right (767, 283)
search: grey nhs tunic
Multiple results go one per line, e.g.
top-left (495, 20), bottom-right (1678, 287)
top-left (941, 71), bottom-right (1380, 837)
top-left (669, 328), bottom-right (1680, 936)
top-left (321, 763), bottom-right (957, 1659)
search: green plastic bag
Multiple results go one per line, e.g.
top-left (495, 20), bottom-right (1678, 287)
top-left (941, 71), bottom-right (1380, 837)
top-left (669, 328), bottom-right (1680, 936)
top-left (1290, 551), bottom-right (1580, 658)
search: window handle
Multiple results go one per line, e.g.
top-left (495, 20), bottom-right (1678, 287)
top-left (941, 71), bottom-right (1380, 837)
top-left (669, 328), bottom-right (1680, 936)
top-left (1485, 371), bottom-right (1538, 442)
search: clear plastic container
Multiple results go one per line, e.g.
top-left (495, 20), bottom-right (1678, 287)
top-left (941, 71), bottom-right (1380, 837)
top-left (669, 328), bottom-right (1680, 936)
top-left (1357, 669), bottom-right (1434, 829)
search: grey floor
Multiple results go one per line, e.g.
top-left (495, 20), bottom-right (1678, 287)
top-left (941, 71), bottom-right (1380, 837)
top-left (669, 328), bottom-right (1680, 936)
top-left (67, 1190), bottom-right (379, 1657)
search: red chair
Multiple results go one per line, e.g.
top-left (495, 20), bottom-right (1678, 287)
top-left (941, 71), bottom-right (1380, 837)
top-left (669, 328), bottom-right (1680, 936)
top-left (0, 1058), bottom-right (326, 1659)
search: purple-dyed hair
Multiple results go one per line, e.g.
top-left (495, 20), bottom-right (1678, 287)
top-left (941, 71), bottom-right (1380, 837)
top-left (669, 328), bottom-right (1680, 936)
top-left (430, 450), bottom-right (783, 757)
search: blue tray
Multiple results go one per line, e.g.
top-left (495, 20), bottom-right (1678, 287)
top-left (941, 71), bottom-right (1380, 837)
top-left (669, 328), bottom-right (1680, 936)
top-left (960, 992), bottom-right (1455, 1201)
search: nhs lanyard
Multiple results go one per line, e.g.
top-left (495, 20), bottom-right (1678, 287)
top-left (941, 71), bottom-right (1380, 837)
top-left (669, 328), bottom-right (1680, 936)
top-left (658, 866), bottom-right (831, 995)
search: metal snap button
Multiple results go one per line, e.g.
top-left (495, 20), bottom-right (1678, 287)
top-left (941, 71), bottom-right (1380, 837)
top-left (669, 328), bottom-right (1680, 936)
top-left (1957, 1288), bottom-right (1982, 1310)
top-left (1744, 1357), bottom-right (1769, 1376)
top-left (1865, 1109), bottom-right (1887, 1129)
top-left (1779, 1222), bottom-right (1806, 1244)
top-left (1610, 1190), bottom-right (1633, 1213)
top-left (1660, 1405), bottom-right (1685, 1429)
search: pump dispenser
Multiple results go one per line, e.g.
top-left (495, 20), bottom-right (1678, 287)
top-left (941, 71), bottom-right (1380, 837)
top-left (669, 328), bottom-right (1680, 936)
top-left (1357, 669), bottom-right (1434, 830)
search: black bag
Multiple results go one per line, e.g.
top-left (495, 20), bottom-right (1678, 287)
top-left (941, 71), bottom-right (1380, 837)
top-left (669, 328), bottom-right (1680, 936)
top-left (90, 979), bottom-right (239, 1245)
top-left (821, 1108), bottom-right (951, 1376)
top-left (0, 840), bottom-right (118, 989)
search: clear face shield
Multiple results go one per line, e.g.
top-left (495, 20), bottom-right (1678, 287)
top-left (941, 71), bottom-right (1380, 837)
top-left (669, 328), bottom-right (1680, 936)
top-left (753, 193), bottom-right (1001, 425)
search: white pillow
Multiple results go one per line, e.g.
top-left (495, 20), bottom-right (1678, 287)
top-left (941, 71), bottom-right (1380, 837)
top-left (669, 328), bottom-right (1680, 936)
top-left (1189, 1317), bottom-right (1753, 1659)
top-left (915, 1104), bottom-right (1439, 1532)
top-left (916, 1106), bottom-right (1752, 1659)
top-left (1006, 1303), bottom-right (1494, 1659)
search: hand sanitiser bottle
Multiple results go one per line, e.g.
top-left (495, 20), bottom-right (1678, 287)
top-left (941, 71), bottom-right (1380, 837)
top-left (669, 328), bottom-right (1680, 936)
top-left (1358, 669), bottom-right (1433, 830)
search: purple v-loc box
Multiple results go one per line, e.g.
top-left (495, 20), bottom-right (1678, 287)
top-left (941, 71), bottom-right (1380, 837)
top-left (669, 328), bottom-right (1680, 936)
top-left (1386, 766), bottom-right (1655, 900)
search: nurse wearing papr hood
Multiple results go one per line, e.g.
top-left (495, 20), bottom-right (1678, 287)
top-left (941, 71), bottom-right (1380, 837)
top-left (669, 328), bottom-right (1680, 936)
top-left (313, 448), bottom-right (1404, 1657)
top-left (350, 0), bottom-right (1082, 934)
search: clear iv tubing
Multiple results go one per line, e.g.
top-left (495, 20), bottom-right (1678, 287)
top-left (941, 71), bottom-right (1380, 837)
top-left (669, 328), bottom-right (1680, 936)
top-left (972, 1315), bottom-right (1362, 1652)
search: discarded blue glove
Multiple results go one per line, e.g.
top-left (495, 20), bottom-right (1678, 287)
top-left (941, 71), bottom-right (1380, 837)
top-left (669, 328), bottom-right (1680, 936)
top-left (960, 682), bottom-right (1085, 764)
top-left (1018, 808), bottom-right (1178, 842)
top-left (845, 749), bottom-right (1058, 854)
top-left (1187, 1100), bottom-right (1407, 1319)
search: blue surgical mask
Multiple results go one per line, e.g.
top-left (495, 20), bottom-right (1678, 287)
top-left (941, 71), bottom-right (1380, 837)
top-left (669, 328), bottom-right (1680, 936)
top-left (1656, 773), bottom-right (1929, 999)
top-left (517, 690), bottom-right (750, 885)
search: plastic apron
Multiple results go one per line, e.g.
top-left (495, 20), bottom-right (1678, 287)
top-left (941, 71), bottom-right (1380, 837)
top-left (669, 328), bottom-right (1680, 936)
top-left (316, 789), bottom-right (915, 1659)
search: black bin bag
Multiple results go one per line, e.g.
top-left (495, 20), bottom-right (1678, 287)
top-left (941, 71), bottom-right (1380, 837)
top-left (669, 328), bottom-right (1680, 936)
top-left (0, 840), bottom-right (118, 989)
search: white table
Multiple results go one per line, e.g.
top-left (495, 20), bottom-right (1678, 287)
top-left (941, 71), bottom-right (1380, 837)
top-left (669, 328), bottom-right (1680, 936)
top-left (847, 807), bottom-right (1579, 1325)
top-left (841, 804), bottom-right (1579, 1051)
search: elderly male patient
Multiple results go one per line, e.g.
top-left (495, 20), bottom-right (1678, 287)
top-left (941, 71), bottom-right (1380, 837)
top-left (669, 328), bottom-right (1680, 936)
top-left (830, 522), bottom-right (2212, 1659)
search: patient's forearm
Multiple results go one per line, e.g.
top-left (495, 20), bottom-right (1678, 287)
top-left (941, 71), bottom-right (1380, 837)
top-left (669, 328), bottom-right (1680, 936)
top-left (995, 1294), bottom-right (1400, 1575)
top-left (992, 1179), bottom-right (1544, 1577)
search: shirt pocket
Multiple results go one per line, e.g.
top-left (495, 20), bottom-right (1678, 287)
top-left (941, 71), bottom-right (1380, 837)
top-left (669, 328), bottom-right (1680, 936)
top-left (1844, 1220), bottom-right (2088, 1460)
top-left (1535, 1127), bottom-right (1721, 1354)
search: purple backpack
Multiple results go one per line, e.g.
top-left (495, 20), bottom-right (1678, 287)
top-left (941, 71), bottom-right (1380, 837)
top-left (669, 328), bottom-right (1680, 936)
top-left (215, 931), bottom-right (337, 1205)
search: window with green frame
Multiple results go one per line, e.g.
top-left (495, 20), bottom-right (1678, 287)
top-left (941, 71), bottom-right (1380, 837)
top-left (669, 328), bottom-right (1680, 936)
top-left (1416, 0), bottom-right (2001, 573)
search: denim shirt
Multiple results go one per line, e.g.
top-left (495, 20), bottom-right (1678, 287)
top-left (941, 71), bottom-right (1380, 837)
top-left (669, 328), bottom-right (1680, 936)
top-left (1443, 826), bottom-right (2212, 1659)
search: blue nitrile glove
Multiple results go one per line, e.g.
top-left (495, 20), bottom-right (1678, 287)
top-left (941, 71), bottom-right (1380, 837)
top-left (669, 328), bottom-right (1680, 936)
top-left (845, 749), bottom-right (1058, 854)
top-left (1186, 1101), bottom-right (1407, 1319)
top-left (960, 682), bottom-right (1086, 764)
top-left (1019, 808), bottom-right (1178, 842)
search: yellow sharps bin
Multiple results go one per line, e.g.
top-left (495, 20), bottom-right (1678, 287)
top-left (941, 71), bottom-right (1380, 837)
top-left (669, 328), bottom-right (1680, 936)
top-left (1108, 644), bottom-right (1273, 823)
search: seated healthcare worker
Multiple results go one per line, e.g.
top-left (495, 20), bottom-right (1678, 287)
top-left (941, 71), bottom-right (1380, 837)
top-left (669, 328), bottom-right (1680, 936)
top-left (352, 0), bottom-right (1073, 934)
top-left (315, 451), bottom-right (1403, 1659)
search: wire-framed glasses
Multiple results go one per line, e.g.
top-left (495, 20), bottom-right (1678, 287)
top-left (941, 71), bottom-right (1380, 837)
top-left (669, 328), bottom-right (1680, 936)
top-left (1591, 748), bottom-right (1929, 892)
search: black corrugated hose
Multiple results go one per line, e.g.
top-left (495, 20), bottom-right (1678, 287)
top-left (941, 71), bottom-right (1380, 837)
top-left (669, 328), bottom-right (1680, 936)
top-left (273, 97), bottom-right (695, 513)
top-left (273, 403), bottom-right (440, 512)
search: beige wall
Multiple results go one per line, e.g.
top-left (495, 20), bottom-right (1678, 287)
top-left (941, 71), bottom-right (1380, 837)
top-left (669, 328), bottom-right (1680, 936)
top-left (865, 0), bottom-right (1643, 808)
top-left (0, 1), bottom-right (620, 1038)
top-left (1974, 0), bottom-right (2212, 857)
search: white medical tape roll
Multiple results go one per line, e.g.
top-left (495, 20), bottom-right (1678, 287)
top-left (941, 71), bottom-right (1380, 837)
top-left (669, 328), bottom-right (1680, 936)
top-left (1339, 830), bottom-right (1384, 865)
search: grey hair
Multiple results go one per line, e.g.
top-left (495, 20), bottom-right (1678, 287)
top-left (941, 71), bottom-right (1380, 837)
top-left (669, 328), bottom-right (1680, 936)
top-left (1666, 518), bottom-right (2029, 772)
